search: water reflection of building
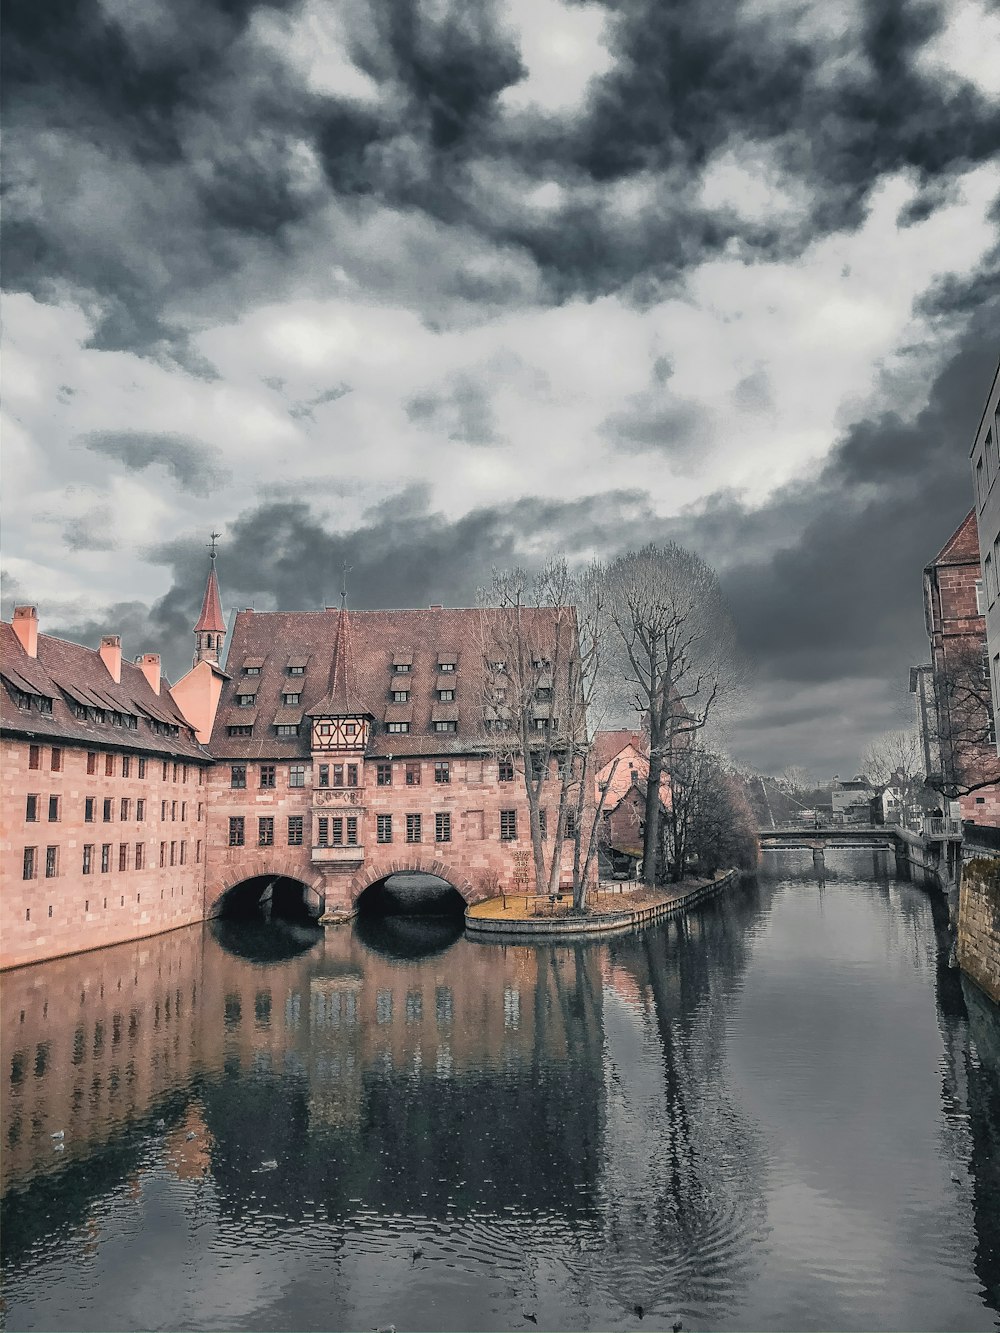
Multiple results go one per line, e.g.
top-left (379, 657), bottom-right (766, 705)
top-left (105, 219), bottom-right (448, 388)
top-left (3, 920), bottom-right (606, 1221)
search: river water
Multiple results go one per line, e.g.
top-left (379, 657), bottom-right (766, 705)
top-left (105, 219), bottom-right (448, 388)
top-left (2, 850), bottom-right (998, 1332)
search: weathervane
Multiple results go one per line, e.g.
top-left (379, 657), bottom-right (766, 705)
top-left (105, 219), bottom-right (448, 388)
top-left (341, 559), bottom-right (352, 609)
top-left (207, 531), bottom-right (221, 562)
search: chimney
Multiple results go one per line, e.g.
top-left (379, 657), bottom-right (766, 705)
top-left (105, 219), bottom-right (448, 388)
top-left (99, 635), bottom-right (122, 683)
top-left (429, 604), bottom-right (443, 611)
top-left (138, 652), bottom-right (161, 695)
top-left (12, 605), bottom-right (38, 657)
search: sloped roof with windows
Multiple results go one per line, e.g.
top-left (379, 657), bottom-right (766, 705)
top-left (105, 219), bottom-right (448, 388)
top-left (0, 622), bottom-right (208, 760)
top-left (209, 604), bottom-right (572, 760)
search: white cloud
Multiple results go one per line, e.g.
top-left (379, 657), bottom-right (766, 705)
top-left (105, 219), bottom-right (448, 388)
top-left (499, 0), bottom-right (613, 114)
top-left (250, 0), bottom-right (383, 104)
top-left (699, 145), bottom-right (811, 223)
top-left (915, 0), bottom-right (1000, 100)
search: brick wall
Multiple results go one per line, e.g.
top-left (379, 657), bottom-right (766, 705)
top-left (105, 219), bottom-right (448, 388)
top-left (1, 738), bottom-right (208, 969)
top-left (958, 859), bottom-right (1000, 1004)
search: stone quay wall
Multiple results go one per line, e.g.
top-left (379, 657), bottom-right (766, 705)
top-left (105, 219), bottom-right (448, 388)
top-left (958, 859), bottom-right (1000, 1004)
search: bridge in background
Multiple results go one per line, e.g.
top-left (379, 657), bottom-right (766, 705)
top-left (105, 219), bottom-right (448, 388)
top-left (758, 819), bottom-right (964, 853)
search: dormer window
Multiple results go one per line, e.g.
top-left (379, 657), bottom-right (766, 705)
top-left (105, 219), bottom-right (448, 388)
top-left (392, 690), bottom-right (409, 703)
top-left (387, 721), bottom-right (409, 733)
top-left (282, 692), bottom-right (301, 705)
top-left (535, 687), bottom-right (553, 702)
top-left (438, 689), bottom-right (454, 701)
top-left (276, 723), bottom-right (299, 737)
top-left (244, 666), bottom-right (260, 676)
top-left (439, 661), bottom-right (456, 673)
top-left (242, 658), bottom-right (264, 674)
top-left (236, 693), bottom-right (256, 707)
top-left (532, 658), bottom-right (551, 670)
top-left (393, 662), bottom-right (411, 673)
top-left (434, 720), bottom-right (458, 733)
top-left (288, 665), bottom-right (304, 676)
top-left (490, 660), bottom-right (506, 672)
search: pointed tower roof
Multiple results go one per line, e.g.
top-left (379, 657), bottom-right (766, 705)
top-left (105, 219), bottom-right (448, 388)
top-left (307, 604), bottom-right (376, 717)
top-left (194, 563), bottom-right (226, 634)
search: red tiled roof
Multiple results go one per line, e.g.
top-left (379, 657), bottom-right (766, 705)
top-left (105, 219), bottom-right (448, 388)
top-left (209, 605), bottom-right (570, 760)
top-left (194, 564), bottom-right (226, 634)
top-left (592, 729), bottom-right (647, 769)
top-left (0, 623), bottom-right (208, 760)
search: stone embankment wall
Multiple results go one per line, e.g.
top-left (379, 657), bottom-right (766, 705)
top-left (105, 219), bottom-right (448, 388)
top-left (958, 859), bottom-right (1000, 1004)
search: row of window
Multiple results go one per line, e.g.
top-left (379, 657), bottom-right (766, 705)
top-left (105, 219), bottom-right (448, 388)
top-left (20, 884), bottom-right (189, 922)
top-left (6, 687), bottom-right (183, 738)
top-left (975, 420), bottom-right (1000, 510)
top-left (25, 745), bottom-right (199, 782)
top-left (981, 529), bottom-right (1000, 611)
top-left (225, 809), bottom-right (537, 847)
top-left (226, 719), bottom-right (462, 737)
top-left (22, 839), bottom-right (201, 879)
top-left (25, 795), bottom-right (200, 824)
top-left (228, 759), bottom-right (469, 788)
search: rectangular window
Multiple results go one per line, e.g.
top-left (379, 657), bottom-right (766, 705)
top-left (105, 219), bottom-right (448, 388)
top-left (83, 844), bottom-right (93, 874)
top-left (289, 764), bottom-right (306, 788)
top-left (435, 812), bottom-right (451, 843)
top-left (500, 810), bottom-right (517, 841)
top-left (104, 798), bottom-right (113, 822)
top-left (439, 661), bottom-right (455, 673)
top-left (171, 801), bottom-right (177, 821)
top-left (170, 841), bottom-right (176, 866)
top-left (564, 809), bottom-right (577, 840)
top-left (499, 758), bottom-right (514, 782)
top-left (288, 664), bottom-right (304, 676)
top-left (51, 748), bottom-right (63, 772)
top-left (29, 744), bottom-right (41, 770)
top-left (228, 725), bottom-right (253, 737)
top-left (229, 817), bottom-right (245, 847)
top-left (377, 761), bottom-right (392, 785)
top-left (333, 764), bottom-right (344, 787)
top-left (977, 579), bottom-right (986, 615)
top-left (318, 764), bottom-right (330, 788)
top-left (138, 757), bottom-right (146, 778)
top-left (85, 796), bottom-right (95, 822)
top-left (26, 793), bottom-right (38, 822)
top-left (406, 814), bottom-right (422, 843)
top-left (392, 690), bottom-right (409, 702)
top-left (434, 761), bottom-right (450, 784)
top-left (119, 843), bottom-right (128, 872)
top-left (135, 843), bottom-right (144, 870)
top-left (437, 688), bottom-right (454, 701)
top-left (260, 764), bottom-right (276, 789)
top-left (137, 799), bottom-right (145, 821)
top-left (99, 843), bottom-right (111, 873)
top-left (987, 553), bottom-right (996, 606)
top-left (244, 665), bottom-right (260, 675)
top-left (288, 815), bottom-right (304, 846)
top-left (87, 751), bottom-right (97, 775)
top-left (978, 455), bottom-right (986, 506)
top-left (158, 841), bottom-right (165, 869)
top-left (988, 429), bottom-right (997, 483)
top-left (45, 846), bottom-right (58, 878)
top-left (236, 693), bottom-right (256, 707)
top-left (331, 817), bottom-right (343, 846)
top-left (173, 763), bottom-right (179, 782)
top-left (105, 753), bottom-right (114, 777)
top-left (318, 816), bottom-right (331, 847)
top-left (377, 814), bottom-right (392, 843)
top-left (393, 662), bottom-right (411, 673)
top-left (162, 761), bottom-right (169, 780)
top-left (347, 763), bottom-right (358, 787)
top-left (347, 816), bottom-right (358, 846)
top-left (231, 764), bottom-right (247, 789)
top-left (282, 692), bottom-right (301, 705)
top-left (120, 798), bottom-right (130, 821)
top-left (161, 799), bottom-right (167, 820)
top-left (23, 847), bottom-right (36, 879)
top-left (276, 724), bottom-right (299, 737)
top-left (196, 840), bottom-right (202, 863)
top-left (122, 755), bottom-right (131, 778)
top-left (434, 721), bottom-right (458, 732)
top-left (387, 721), bottom-right (409, 733)
top-left (406, 762), bottom-right (421, 786)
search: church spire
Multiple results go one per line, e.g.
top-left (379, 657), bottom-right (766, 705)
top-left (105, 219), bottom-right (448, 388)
top-left (193, 532), bottom-right (226, 667)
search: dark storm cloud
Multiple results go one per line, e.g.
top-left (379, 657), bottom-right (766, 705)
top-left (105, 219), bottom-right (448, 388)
top-left (6, 0), bottom-right (1000, 346)
top-left (63, 505), bottom-right (117, 552)
top-left (80, 430), bottom-right (228, 490)
top-left (601, 394), bottom-right (708, 466)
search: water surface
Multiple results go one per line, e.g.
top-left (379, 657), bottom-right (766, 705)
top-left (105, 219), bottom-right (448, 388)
top-left (2, 849), bottom-right (998, 1331)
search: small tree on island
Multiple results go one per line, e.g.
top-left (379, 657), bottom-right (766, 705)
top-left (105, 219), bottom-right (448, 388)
top-left (603, 543), bottom-right (747, 883)
top-left (477, 558), bottom-right (617, 912)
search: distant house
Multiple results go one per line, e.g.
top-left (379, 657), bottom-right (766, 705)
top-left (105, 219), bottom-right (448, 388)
top-left (592, 730), bottom-right (671, 874)
top-left (831, 777), bottom-right (871, 824)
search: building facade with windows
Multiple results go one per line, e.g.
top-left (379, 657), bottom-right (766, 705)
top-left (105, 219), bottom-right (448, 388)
top-left (971, 359), bottom-right (1000, 756)
top-left (204, 600), bottom-right (582, 918)
top-left (1, 608), bottom-right (211, 969)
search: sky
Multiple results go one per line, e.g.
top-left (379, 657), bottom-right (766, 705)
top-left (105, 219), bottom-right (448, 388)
top-left (3, 0), bottom-right (1000, 779)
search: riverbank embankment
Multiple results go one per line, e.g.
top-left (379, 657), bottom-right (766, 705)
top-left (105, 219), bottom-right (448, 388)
top-left (465, 868), bottom-right (739, 939)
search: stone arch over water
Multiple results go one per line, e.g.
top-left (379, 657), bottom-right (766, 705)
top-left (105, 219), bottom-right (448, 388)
top-left (349, 855), bottom-right (484, 908)
top-left (209, 858), bottom-right (326, 919)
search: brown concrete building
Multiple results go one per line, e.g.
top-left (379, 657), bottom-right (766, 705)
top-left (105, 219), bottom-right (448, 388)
top-left (204, 599), bottom-right (581, 918)
top-left (1, 610), bottom-right (212, 969)
top-left (2, 564), bottom-right (587, 966)
top-left (921, 509), bottom-right (1000, 825)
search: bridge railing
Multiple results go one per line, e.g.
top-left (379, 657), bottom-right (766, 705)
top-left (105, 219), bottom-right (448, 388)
top-left (923, 816), bottom-right (963, 839)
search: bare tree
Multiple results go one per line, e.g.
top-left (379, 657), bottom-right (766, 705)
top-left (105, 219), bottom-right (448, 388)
top-left (860, 729), bottom-right (923, 824)
top-left (685, 749), bottom-right (760, 876)
top-left (603, 543), bottom-right (746, 884)
top-left (926, 641), bottom-right (1000, 800)
top-left (478, 558), bottom-right (615, 911)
